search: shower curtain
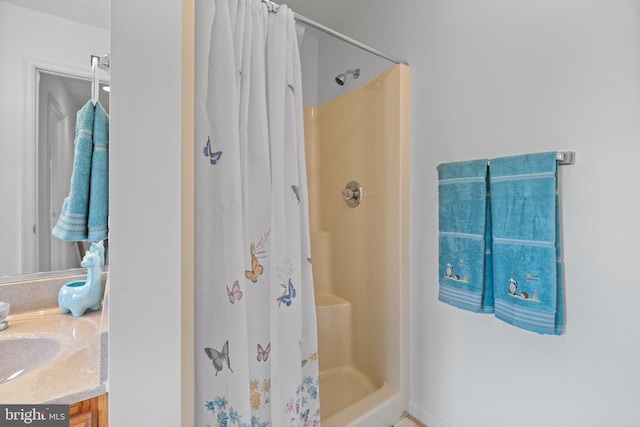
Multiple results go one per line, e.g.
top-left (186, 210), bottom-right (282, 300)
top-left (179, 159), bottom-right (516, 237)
top-left (194, 1), bottom-right (320, 426)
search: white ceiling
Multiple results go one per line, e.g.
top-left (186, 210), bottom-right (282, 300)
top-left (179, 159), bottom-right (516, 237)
top-left (0, 0), bottom-right (109, 30)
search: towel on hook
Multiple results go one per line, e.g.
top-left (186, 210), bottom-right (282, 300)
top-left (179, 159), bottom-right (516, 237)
top-left (489, 152), bottom-right (564, 335)
top-left (87, 101), bottom-right (109, 241)
top-left (52, 100), bottom-right (109, 242)
top-left (438, 159), bottom-right (494, 313)
top-left (52, 100), bottom-right (95, 241)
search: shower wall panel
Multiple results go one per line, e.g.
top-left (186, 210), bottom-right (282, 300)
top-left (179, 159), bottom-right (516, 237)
top-left (304, 64), bottom-right (410, 396)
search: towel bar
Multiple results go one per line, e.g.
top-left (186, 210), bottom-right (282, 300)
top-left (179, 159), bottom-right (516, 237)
top-left (436, 151), bottom-right (575, 170)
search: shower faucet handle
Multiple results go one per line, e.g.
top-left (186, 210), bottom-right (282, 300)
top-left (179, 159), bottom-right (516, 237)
top-left (342, 188), bottom-right (357, 200)
top-left (342, 181), bottom-right (363, 208)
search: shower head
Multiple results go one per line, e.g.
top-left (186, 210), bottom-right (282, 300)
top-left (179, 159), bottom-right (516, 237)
top-left (335, 68), bottom-right (361, 86)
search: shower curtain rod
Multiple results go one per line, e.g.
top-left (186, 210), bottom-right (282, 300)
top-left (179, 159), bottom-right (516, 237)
top-left (293, 13), bottom-right (407, 65)
top-left (264, 1), bottom-right (407, 65)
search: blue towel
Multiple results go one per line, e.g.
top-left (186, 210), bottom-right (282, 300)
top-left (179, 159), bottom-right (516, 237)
top-left (489, 152), bottom-right (564, 335)
top-left (87, 102), bottom-right (109, 241)
top-left (52, 100), bottom-right (95, 241)
top-left (438, 159), bottom-right (494, 313)
top-left (52, 100), bottom-right (109, 242)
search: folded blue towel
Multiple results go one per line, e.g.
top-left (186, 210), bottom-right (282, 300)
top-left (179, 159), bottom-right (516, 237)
top-left (438, 159), bottom-right (494, 313)
top-left (52, 100), bottom-right (95, 241)
top-left (87, 101), bottom-right (109, 241)
top-left (489, 152), bottom-right (564, 335)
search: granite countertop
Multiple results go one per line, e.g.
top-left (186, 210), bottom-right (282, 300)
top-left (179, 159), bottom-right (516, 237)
top-left (0, 272), bottom-right (108, 404)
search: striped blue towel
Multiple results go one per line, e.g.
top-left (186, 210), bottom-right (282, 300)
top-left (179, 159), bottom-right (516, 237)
top-left (52, 100), bottom-right (109, 242)
top-left (52, 101), bottom-right (95, 241)
top-left (87, 101), bottom-right (109, 241)
top-left (489, 152), bottom-right (564, 335)
top-left (438, 159), bottom-right (493, 313)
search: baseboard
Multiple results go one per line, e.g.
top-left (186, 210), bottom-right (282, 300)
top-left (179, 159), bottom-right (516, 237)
top-left (407, 414), bottom-right (427, 427)
top-left (394, 417), bottom-right (419, 427)
top-left (408, 400), bottom-right (450, 427)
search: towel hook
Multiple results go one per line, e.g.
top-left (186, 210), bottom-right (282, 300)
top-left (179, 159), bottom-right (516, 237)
top-left (91, 56), bottom-right (99, 106)
top-left (90, 54), bottom-right (110, 106)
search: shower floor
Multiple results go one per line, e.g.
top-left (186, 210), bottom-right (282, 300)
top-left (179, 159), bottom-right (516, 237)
top-left (319, 365), bottom-right (377, 420)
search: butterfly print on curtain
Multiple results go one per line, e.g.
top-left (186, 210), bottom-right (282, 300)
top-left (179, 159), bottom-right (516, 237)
top-left (204, 340), bottom-right (233, 376)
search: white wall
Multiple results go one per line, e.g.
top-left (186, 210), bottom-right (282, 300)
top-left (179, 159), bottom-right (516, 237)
top-left (299, 28), bottom-right (319, 106)
top-left (298, 22), bottom-right (396, 108)
top-left (316, 34), bottom-right (397, 107)
top-left (333, 1), bottom-right (640, 426)
top-left (109, 0), bottom-right (183, 425)
top-left (0, 2), bottom-right (109, 277)
top-left (300, 27), bottom-right (393, 107)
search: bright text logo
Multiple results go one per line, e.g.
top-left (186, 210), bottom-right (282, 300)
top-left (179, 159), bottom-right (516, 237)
top-left (0, 405), bottom-right (68, 426)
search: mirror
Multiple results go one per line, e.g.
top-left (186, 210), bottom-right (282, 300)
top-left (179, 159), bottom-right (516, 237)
top-left (0, 0), bottom-right (110, 280)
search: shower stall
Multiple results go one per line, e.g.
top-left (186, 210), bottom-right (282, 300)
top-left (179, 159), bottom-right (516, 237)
top-left (298, 24), bottom-right (410, 426)
top-left (192, 2), bottom-right (409, 425)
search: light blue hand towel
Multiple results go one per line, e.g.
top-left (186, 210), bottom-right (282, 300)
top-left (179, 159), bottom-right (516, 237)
top-left (438, 159), bottom-right (494, 313)
top-left (87, 102), bottom-right (109, 241)
top-left (52, 100), bottom-right (95, 241)
top-left (490, 152), bottom-right (564, 335)
top-left (52, 100), bottom-right (109, 242)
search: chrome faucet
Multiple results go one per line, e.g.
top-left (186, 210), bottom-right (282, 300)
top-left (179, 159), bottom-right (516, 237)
top-left (0, 301), bottom-right (9, 331)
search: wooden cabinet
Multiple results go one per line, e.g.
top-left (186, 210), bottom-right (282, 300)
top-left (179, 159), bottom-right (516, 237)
top-left (69, 393), bottom-right (108, 427)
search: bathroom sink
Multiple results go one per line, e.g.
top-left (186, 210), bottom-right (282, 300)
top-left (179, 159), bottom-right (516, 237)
top-left (0, 313), bottom-right (98, 385)
top-left (0, 337), bottom-right (61, 383)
